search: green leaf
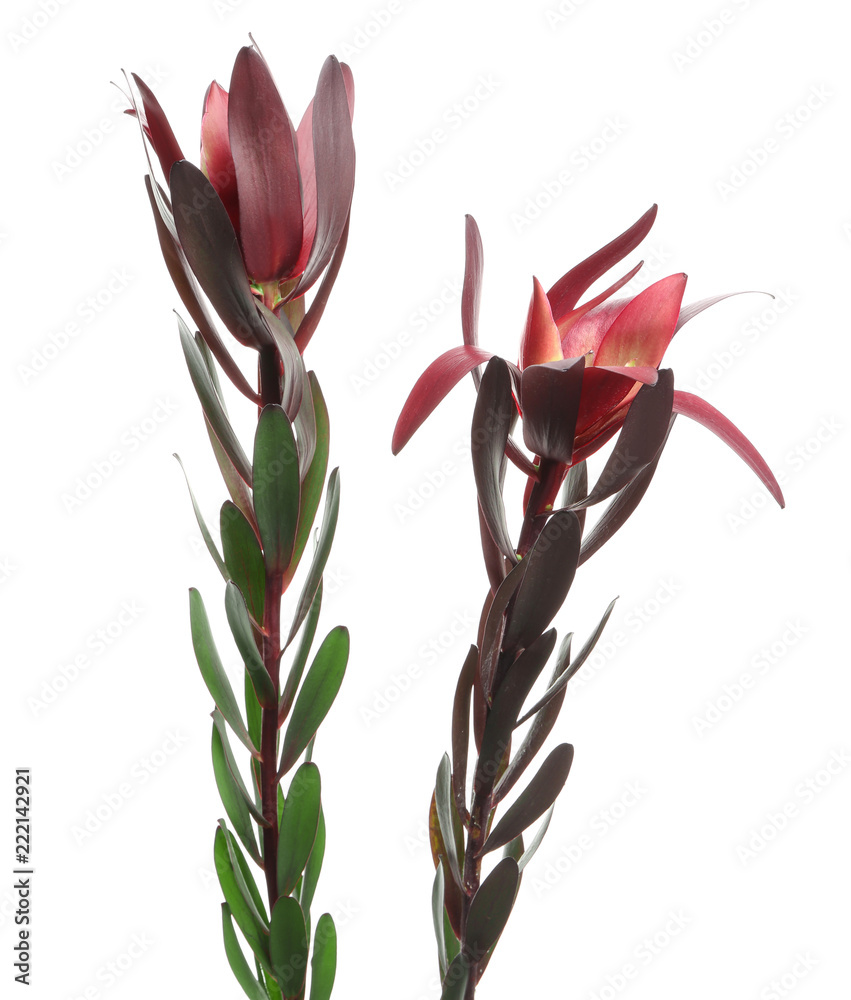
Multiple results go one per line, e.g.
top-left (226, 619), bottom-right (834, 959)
top-left (435, 754), bottom-right (463, 889)
top-left (284, 373), bottom-right (330, 589)
top-left (299, 806), bottom-right (326, 917)
top-left (174, 454), bottom-right (227, 580)
top-left (279, 627), bottom-right (348, 776)
top-left (189, 589), bottom-right (258, 759)
top-left (285, 467), bottom-right (340, 648)
top-left (221, 904), bottom-right (270, 1000)
top-left (280, 580), bottom-right (323, 723)
top-left (440, 954), bottom-right (470, 1000)
top-left (270, 896), bottom-right (308, 998)
top-left (277, 762), bottom-right (322, 897)
top-left (432, 865), bottom-right (449, 981)
top-left (206, 413), bottom-right (258, 529)
top-left (245, 671), bottom-right (263, 756)
top-left (214, 825), bottom-right (270, 971)
top-left (179, 315), bottom-right (253, 483)
top-left (481, 744), bottom-right (574, 855)
top-left (212, 710), bottom-right (267, 827)
top-left (254, 404), bottom-right (300, 576)
top-left (308, 913), bottom-right (337, 1000)
top-left (464, 857), bottom-right (519, 961)
top-left (225, 823), bottom-right (270, 928)
top-left (222, 501), bottom-right (266, 622)
top-left (212, 718), bottom-right (262, 864)
top-left (293, 366), bottom-right (317, 479)
top-left (226, 581), bottom-right (276, 709)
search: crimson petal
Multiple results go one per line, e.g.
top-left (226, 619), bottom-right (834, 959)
top-left (520, 278), bottom-right (562, 368)
top-left (200, 81), bottom-right (239, 233)
top-left (462, 215), bottom-right (484, 389)
top-left (674, 291), bottom-right (770, 333)
top-left (169, 159), bottom-right (270, 349)
top-left (595, 273), bottom-right (687, 369)
top-left (391, 345), bottom-right (494, 454)
top-left (228, 45), bottom-right (302, 282)
top-left (291, 57), bottom-right (355, 296)
top-left (672, 391), bottom-right (785, 507)
top-left (547, 205), bottom-right (658, 320)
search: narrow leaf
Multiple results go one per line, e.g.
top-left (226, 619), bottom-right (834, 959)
top-left (225, 581), bottom-right (276, 709)
top-left (222, 501), bottom-right (266, 622)
top-left (221, 904), bottom-right (270, 1000)
top-left (277, 762), bottom-right (322, 897)
top-left (254, 405), bottom-right (300, 575)
top-left (299, 807), bottom-right (326, 917)
top-left (174, 453), bottom-right (228, 579)
top-left (285, 467), bottom-right (340, 647)
top-left (280, 580), bottom-right (323, 724)
top-left (451, 645), bottom-right (477, 821)
top-left (270, 896), bottom-right (308, 999)
top-left (212, 719), bottom-right (262, 865)
top-left (517, 805), bottom-right (556, 873)
top-left (440, 954), bottom-right (471, 1000)
top-left (432, 865), bottom-right (449, 981)
top-left (212, 710), bottom-right (268, 827)
top-left (464, 857), bottom-right (519, 961)
top-left (214, 826), bottom-right (271, 971)
top-left (190, 589), bottom-right (258, 758)
top-left (308, 913), bottom-right (337, 1000)
top-left (435, 754), bottom-right (463, 889)
top-left (279, 628), bottom-right (348, 776)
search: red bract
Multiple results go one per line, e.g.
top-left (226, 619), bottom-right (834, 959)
top-left (392, 209), bottom-right (784, 509)
top-left (125, 42), bottom-right (355, 372)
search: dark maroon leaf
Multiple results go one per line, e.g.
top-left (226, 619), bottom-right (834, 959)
top-left (131, 74), bottom-right (183, 178)
top-left (472, 358), bottom-right (517, 564)
top-left (295, 211), bottom-right (350, 354)
top-left (502, 509), bottom-right (581, 657)
top-left (480, 744), bottom-right (574, 855)
top-left (169, 160), bottom-right (270, 349)
top-left (451, 646), bottom-right (477, 822)
top-left (560, 460), bottom-right (588, 534)
top-left (520, 358), bottom-right (585, 465)
top-left (571, 369), bottom-right (674, 509)
top-left (479, 559), bottom-right (526, 703)
top-left (464, 857), bottom-right (519, 961)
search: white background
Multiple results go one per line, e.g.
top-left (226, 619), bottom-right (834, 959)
top-left (2, 0), bottom-right (847, 998)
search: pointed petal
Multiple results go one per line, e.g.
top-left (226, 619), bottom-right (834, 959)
top-left (391, 346), bottom-right (494, 454)
top-left (291, 56), bottom-right (355, 296)
top-left (520, 278), bottom-right (563, 368)
top-left (557, 260), bottom-right (643, 355)
top-left (595, 273), bottom-right (687, 368)
top-left (672, 391), bottom-right (785, 507)
top-left (169, 159), bottom-right (270, 349)
top-left (228, 45), bottom-right (302, 281)
top-left (674, 290), bottom-right (771, 333)
top-left (200, 81), bottom-right (239, 232)
top-left (295, 62), bottom-right (355, 274)
top-left (520, 358), bottom-right (585, 465)
top-left (547, 205), bottom-right (658, 319)
top-left (131, 73), bottom-right (184, 179)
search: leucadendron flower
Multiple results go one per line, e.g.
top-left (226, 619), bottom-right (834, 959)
top-left (125, 42), bottom-right (355, 380)
top-left (392, 207), bottom-right (784, 515)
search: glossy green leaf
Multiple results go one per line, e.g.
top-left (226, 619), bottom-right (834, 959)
top-left (179, 315), bottom-right (253, 483)
top-left (225, 823), bottom-right (269, 928)
top-left (481, 744), bottom-right (574, 855)
top-left (174, 453), bottom-right (227, 579)
top-left (429, 791), bottom-right (465, 940)
top-left (277, 762), bottom-right (322, 897)
top-left (221, 904), bottom-right (270, 1000)
top-left (464, 857), bottom-right (519, 960)
top-left (435, 754), bottom-right (463, 889)
top-left (226, 581), bottom-right (276, 709)
top-left (222, 501), bottom-right (266, 622)
top-left (293, 366), bottom-right (317, 479)
top-left (254, 404), bottom-right (300, 575)
top-left (207, 413), bottom-right (258, 530)
top-left (284, 374), bottom-right (329, 589)
top-left (214, 825), bottom-right (270, 971)
top-left (270, 896), bottom-right (308, 998)
top-left (212, 718), bottom-right (262, 865)
top-left (280, 581), bottom-right (323, 723)
top-left (285, 467), bottom-right (340, 648)
top-left (212, 710), bottom-right (267, 827)
top-left (308, 913), bottom-right (337, 1000)
top-left (256, 302), bottom-right (304, 422)
top-left (189, 589), bottom-right (258, 759)
top-left (245, 672), bottom-right (263, 757)
top-left (432, 865), bottom-right (449, 980)
top-left (299, 806), bottom-right (326, 917)
top-left (440, 954), bottom-right (470, 1000)
top-left (279, 627), bottom-right (348, 776)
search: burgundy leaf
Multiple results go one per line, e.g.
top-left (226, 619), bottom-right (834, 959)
top-left (131, 73), bottom-right (184, 179)
top-left (520, 357), bottom-right (586, 465)
top-left (295, 210), bottom-right (350, 354)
